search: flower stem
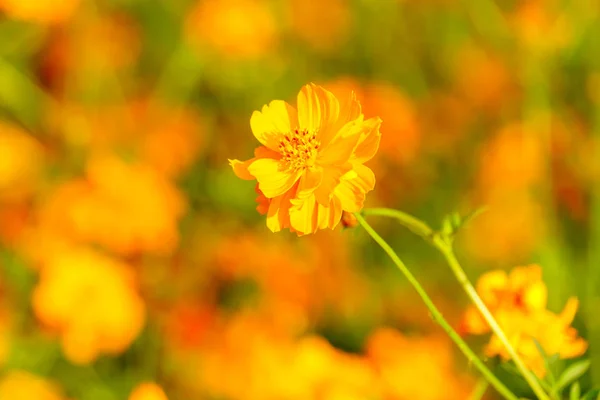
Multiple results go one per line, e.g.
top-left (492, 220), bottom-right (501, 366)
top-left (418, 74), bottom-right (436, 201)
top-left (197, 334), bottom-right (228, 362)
top-left (354, 213), bottom-right (518, 400)
top-left (362, 207), bottom-right (550, 400)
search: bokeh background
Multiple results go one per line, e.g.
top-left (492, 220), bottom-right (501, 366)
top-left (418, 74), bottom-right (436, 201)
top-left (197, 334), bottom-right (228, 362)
top-left (0, 0), bottom-right (599, 399)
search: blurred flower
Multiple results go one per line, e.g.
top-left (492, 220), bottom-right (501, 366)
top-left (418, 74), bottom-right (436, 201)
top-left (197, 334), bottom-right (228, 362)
top-left (510, 0), bottom-right (573, 54)
top-left (0, 123), bottom-right (43, 203)
top-left (133, 102), bottom-right (204, 178)
top-left (129, 382), bottom-right (168, 400)
top-left (366, 328), bottom-right (472, 400)
top-left (0, 371), bottom-right (66, 400)
top-left (0, 0), bottom-right (79, 24)
top-left (46, 100), bottom-right (204, 178)
top-left (452, 44), bottom-right (517, 113)
top-left (32, 246), bottom-right (146, 364)
top-left (461, 265), bottom-right (587, 377)
top-left (463, 123), bottom-right (547, 262)
top-left (39, 12), bottom-right (141, 94)
top-left (185, 0), bottom-right (278, 60)
top-left (38, 154), bottom-right (186, 255)
top-left (230, 83), bottom-right (382, 235)
top-left (200, 312), bottom-right (378, 400)
top-left (0, 303), bottom-right (11, 366)
top-left (477, 123), bottom-right (545, 196)
top-left (286, 0), bottom-right (351, 52)
top-left (463, 193), bottom-right (544, 263)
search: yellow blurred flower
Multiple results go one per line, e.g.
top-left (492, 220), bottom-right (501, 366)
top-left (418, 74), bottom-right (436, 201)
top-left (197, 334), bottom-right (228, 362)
top-left (0, 123), bottom-right (43, 203)
top-left (366, 328), bottom-right (472, 400)
top-left (185, 0), bottom-right (277, 60)
top-left (461, 265), bottom-right (587, 377)
top-left (32, 246), bottom-right (146, 364)
top-left (38, 154), bottom-right (186, 255)
top-left (287, 0), bottom-right (351, 52)
top-left (129, 382), bottom-right (168, 400)
top-left (0, 0), bottom-right (79, 23)
top-left (229, 83), bottom-right (382, 235)
top-left (0, 371), bottom-right (66, 400)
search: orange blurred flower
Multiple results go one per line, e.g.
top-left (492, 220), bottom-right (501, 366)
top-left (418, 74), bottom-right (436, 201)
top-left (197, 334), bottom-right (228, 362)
top-left (0, 0), bottom-right (79, 23)
top-left (510, 0), bottom-right (573, 53)
top-left (0, 123), bottom-right (44, 203)
top-left (200, 312), bottom-right (378, 400)
top-left (32, 246), bottom-right (146, 364)
top-left (462, 193), bottom-right (544, 263)
top-left (38, 154), bottom-right (186, 255)
top-left (39, 12), bottom-right (141, 93)
top-left (230, 83), bottom-right (382, 235)
top-left (46, 100), bottom-right (204, 178)
top-left (477, 123), bottom-right (545, 196)
top-left (366, 328), bottom-right (472, 400)
top-left (461, 265), bottom-right (587, 377)
top-left (129, 382), bottom-right (168, 400)
top-left (452, 44), bottom-right (517, 112)
top-left (186, 0), bottom-right (278, 60)
top-left (287, 0), bottom-right (351, 52)
top-left (0, 371), bottom-right (66, 400)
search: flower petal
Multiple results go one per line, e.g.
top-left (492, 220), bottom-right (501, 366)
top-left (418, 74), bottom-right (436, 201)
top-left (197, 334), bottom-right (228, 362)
top-left (250, 100), bottom-right (298, 151)
top-left (229, 146), bottom-right (281, 181)
top-left (334, 164), bottom-right (375, 212)
top-left (323, 89), bottom-right (362, 147)
top-left (248, 158), bottom-right (302, 198)
top-left (289, 195), bottom-right (318, 235)
top-left (317, 116), bottom-right (365, 166)
top-left (266, 187), bottom-right (296, 233)
top-left (289, 192), bottom-right (343, 235)
top-left (229, 158), bottom-right (255, 180)
top-left (314, 163), bottom-right (352, 205)
top-left (352, 117), bottom-right (382, 164)
top-left (255, 184), bottom-right (270, 215)
top-left (297, 84), bottom-right (340, 139)
top-left (296, 166), bottom-right (323, 199)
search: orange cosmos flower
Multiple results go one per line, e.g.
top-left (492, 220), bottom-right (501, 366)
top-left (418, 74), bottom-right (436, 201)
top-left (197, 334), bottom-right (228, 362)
top-left (129, 382), bottom-right (168, 400)
top-left (229, 83), bottom-right (382, 235)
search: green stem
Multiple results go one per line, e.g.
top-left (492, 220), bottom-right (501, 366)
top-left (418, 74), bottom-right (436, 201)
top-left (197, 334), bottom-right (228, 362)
top-left (354, 213), bottom-right (518, 400)
top-left (362, 207), bottom-right (551, 400)
top-left (469, 379), bottom-right (490, 400)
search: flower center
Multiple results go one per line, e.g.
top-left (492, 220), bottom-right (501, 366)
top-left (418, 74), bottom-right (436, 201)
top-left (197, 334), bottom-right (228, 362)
top-left (278, 128), bottom-right (320, 171)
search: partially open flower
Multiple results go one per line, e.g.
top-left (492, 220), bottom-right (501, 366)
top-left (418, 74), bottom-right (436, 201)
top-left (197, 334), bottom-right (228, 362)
top-left (229, 83), bottom-right (382, 235)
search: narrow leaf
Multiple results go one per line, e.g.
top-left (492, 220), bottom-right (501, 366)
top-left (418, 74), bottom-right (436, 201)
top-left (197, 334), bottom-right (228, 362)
top-left (557, 360), bottom-right (592, 391)
top-left (570, 382), bottom-right (581, 400)
top-left (582, 388), bottom-right (600, 400)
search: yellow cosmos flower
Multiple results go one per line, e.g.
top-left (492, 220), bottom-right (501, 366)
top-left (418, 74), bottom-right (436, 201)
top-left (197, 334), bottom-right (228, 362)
top-left (461, 265), bottom-right (587, 377)
top-left (229, 83), bottom-right (382, 235)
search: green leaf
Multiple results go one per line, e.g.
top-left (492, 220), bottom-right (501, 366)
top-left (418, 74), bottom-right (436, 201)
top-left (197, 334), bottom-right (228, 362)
top-left (581, 388), bottom-right (600, 400)
top-left (461, 206), bottom-right (489, 227)
top-left (570, 382), bottom-right (581, 400)
top-left (439, 206), bottom-right (488, 241)
top-left (557, 360), bottom-right (592, 392)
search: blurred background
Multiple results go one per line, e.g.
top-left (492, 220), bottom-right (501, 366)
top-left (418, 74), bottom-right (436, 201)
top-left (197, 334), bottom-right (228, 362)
top-left (0, 0), bottom-right (599, 399)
